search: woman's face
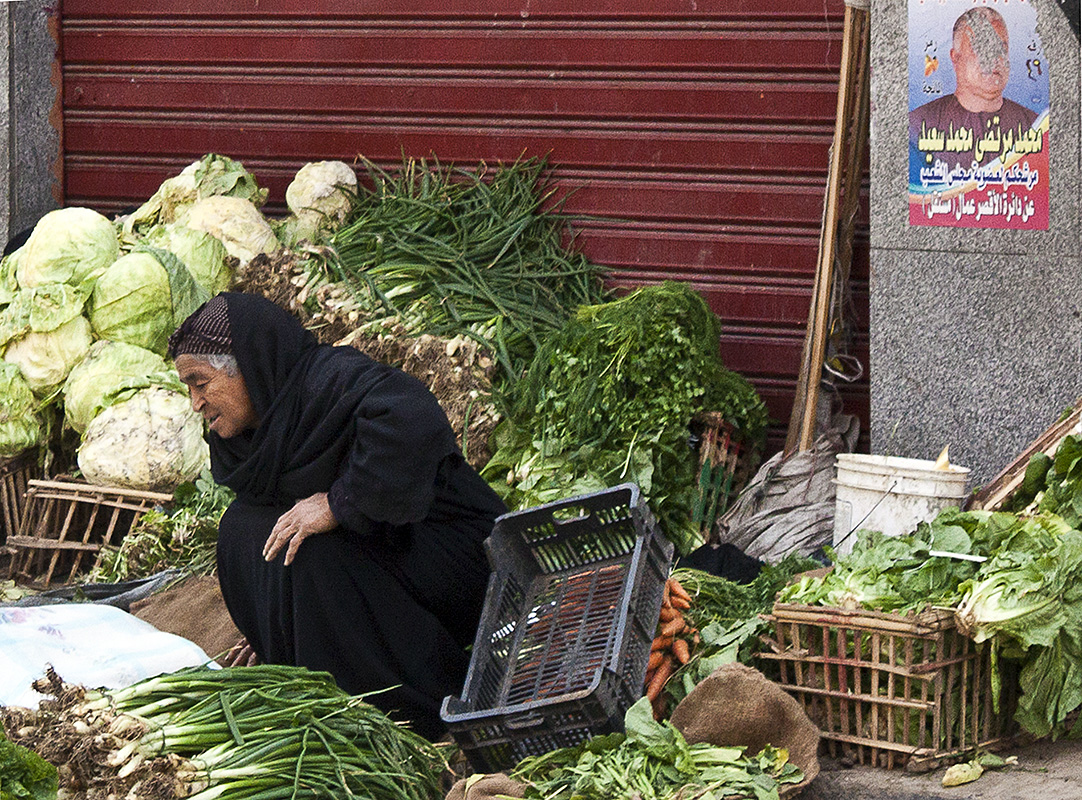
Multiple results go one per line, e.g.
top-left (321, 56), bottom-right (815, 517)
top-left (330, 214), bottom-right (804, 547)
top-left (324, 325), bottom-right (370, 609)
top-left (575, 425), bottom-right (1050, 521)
top-left (175, 354), bottom-right (260, 438)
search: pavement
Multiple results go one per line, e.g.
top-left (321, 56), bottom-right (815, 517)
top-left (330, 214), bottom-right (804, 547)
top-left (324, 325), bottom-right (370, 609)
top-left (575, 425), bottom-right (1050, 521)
top-left (800, 736), bottom-right (1082, 799)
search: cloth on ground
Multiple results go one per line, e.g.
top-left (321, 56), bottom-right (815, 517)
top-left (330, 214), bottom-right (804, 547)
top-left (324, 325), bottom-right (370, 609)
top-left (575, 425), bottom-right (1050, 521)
top-left (0, 603), bottom-right (214, 708)
top-left (3, 569), bottom-right (185, 611)
top-left (676, 541), bottom-right (763, 583)
top-left (130, 573), bottom-right (241, 664)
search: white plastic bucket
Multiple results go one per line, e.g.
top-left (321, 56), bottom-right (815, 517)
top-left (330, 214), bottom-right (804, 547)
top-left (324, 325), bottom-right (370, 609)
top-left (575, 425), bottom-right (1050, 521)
top-left (832, 453), bottom-right (971, 555)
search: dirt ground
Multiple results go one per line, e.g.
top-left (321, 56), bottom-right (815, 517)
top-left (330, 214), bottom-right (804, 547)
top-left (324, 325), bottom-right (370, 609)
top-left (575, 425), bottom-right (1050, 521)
top-left (802, 737), bottom-right (1082, 799)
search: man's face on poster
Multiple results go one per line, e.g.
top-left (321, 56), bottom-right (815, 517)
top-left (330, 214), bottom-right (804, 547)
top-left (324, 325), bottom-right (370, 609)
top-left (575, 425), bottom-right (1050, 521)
top-left (951, 11), bottom-right (1010, 106)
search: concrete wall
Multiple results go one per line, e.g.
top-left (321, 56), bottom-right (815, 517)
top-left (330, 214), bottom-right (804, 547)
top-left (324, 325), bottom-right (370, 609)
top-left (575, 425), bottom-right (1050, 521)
top-left (2, 1), bottom-right (59, 249)
top-left (869, 0), bottom-right (1081, 486)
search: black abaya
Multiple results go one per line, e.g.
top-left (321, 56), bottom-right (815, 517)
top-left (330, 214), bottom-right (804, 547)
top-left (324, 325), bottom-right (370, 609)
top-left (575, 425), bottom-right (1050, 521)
top-left (204, 293), bottom-right (506, 740)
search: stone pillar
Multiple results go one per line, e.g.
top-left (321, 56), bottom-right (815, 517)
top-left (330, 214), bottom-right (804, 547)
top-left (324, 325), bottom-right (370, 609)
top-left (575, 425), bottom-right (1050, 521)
top-left (868, 0), bottom-right (1081, 485)
top-left (3, 1), bottom-right (60, 249)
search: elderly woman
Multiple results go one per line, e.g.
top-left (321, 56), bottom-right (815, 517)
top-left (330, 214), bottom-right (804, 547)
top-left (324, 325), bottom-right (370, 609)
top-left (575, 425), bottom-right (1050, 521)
top-left (167, 292), bottom-right (507, 740)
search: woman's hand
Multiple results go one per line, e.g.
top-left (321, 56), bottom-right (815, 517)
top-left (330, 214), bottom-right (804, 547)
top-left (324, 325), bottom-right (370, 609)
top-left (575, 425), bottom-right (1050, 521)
top-left (225, 637), bottom-right (260, 667)
top-left (264, 492), bottom-right (338, 565)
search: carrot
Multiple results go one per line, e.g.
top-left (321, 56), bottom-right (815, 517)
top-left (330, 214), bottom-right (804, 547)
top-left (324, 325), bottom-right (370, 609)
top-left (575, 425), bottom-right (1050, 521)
top-left (659, 605), bottom-right (679, 622)
top-left (660, 615), bottom-right (686, 638)
top-left (662, 579), bottom-right (672, 608)
top-left (651, 635), bottom-right (674, 652)
top-left (651, 692), bottom-right (667, 721)
top-left (669, 595), bottom-right (692, 610)
top-left (645, 654), bottom-right (674, 701)
top-left (648, 649), bottom-right (666, 671)
top-left (668, 578), bottom-right (693, 605)
top-left (672, 638), bottom-right (691, 664)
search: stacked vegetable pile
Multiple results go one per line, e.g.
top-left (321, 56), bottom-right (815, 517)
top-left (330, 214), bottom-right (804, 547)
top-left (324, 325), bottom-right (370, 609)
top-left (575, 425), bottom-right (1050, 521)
top-left (1, 665), bottom-right (446, 800)
top-left (482, 282), bottom-right (769, 555)
top-left (777, 435), bottom-right (1082, 741)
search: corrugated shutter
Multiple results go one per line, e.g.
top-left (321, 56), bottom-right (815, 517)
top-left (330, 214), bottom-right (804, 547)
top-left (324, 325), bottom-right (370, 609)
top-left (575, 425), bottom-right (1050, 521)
top-left (56, 0), bottom-right (869, 453)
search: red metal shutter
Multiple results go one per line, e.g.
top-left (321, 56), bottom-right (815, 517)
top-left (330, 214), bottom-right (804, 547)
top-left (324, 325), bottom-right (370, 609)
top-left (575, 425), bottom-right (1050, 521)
top-left (56, 0), bottom-right (869, 454)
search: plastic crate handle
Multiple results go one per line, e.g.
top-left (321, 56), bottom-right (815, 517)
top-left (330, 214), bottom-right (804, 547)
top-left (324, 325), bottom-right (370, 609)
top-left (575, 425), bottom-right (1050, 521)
top-left (504, 710), bottom-right (547, 730)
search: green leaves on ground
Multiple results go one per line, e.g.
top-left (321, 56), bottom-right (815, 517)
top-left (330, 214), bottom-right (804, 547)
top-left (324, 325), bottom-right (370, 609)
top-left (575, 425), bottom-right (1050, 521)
top-left (510, 697), bottom-right (802, 800)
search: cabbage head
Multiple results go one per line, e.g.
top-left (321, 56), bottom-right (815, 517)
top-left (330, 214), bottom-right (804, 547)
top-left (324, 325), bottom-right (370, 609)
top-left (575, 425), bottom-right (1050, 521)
top-left (282, 160), bottom-right (357, 244)
top-left (77, 386), bottom-right (209, 492)
top-left (144, 222), bottom-right (233, 295)
top-left (124, 153), bottom-right (269, 233)
top-left (0, 246), bottom-right (19, 308)
top-left (62, 339), bottom-right (182, 434)
top-left (89, 248), bottom-right (209, 355)
top-left (0, 284), bottom-right (93, 396)
top-left (16, 207), bottom-right (120, 291)
top-left (0, 361), bottom-right (41, 457)
top-left (183, 195), bottom-right (279, 266)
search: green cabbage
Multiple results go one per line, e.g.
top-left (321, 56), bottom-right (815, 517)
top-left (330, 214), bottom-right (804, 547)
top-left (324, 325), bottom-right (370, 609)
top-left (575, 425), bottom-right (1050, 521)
top-left (280, 160), bottom-right (357, 244)
top-left (0, 284), bottom-right (93, 396)
top-left (0, 246), bottom-right (19, 308)
top-left (16, 207), bottom-right (120, 291)
top-left (183, 195), bottom-right (279, 266)
top-left (124, 153), bottom-right (269, 233)
top-left (0, 361), bottom-right (41, 457)
top-left (77, 386), bottom-right (209, 492)
top-left (144, 222), bottom-right (233, 294)
top-left (88, 248), bottom-right (209, 355)
top-left (62, 339), bottom-right (181, 434)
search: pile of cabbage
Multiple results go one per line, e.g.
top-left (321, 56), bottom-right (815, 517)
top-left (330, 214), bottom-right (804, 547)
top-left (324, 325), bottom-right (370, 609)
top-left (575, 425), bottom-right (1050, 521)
top-left (0, 154), bottom-right (358, 492)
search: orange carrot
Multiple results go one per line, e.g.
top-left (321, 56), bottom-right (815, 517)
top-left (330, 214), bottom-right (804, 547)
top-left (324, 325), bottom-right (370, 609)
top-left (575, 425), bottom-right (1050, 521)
top-left (672, 638), bottom-right (691, 664)
top-left (660, 615), bottom-right (686, 638)
top-left (659, 605), bottom-right (679, 622)
top-left (648, 649), bottom-right (666, 671)
top-left (645, 655), bottom-right (674, 701)
top-left (651, 635), bottom-right (674, 652)
top-left (669, 579), bottom-right (693, 605)
top-left (669, 595), bottom-right (692, 610)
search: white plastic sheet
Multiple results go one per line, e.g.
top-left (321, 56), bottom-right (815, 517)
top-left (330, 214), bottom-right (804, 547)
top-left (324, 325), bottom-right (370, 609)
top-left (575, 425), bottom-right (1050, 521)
top-left (0, 603), bottom-right (215, 708)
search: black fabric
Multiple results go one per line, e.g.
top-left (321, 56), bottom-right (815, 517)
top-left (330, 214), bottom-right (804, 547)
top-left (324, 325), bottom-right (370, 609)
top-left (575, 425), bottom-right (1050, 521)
top-left (204, 293), bottom-right (507, 739)
top-left (676, 542), bottom-right (763, 585)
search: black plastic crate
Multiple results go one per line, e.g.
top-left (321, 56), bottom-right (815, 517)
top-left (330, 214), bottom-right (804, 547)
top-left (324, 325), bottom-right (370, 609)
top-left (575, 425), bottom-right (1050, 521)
top-left (441, 483), bottom-right (674, 773)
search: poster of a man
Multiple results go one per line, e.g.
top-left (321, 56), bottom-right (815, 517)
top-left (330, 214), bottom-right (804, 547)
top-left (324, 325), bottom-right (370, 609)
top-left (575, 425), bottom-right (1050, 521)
top-left (907, 0), bottom-right (1049, 229)
top-left (909, 8), bottom-right (1036, 169)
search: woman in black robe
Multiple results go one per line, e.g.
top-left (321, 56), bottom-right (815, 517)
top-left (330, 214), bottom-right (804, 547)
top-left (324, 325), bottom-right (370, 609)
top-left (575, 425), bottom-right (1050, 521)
top-left (167, 292), bottom-right (507, 740)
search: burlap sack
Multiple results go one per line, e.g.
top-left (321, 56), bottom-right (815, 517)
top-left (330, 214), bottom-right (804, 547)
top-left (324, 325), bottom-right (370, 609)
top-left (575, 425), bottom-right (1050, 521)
top-left (444, 664), bottom-right (820, 800)
top-left (444, 773), bottom-right (526, 800)
top-left (130, 574), bottom-right (241, 665)
top-left (669, 662), bottom-right (820, 795)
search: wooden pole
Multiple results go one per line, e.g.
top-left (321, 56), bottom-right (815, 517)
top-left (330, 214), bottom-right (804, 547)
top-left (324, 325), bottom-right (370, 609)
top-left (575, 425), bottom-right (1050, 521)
top-left (784, 0), bottom-right (870, 457)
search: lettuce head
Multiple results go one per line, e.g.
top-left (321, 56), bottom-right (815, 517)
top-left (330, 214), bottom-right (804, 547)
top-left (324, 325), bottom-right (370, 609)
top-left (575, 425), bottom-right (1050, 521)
top-left (0, 361), bottom-right (41, 457)
top-left (0, 283), bottom-right (93, 396)
top-left (89, 248), bottom-right (209, 356)
top-left (183, 195), bottom-right (279, 267)
top-left (77, 386), bottom-right (209, 492)
top-left (144, 222), bottom-right (233, 295)
top-left (62, 339), bottom-right (182, 434)
top-left (16, 207), bottom-right (120, 291)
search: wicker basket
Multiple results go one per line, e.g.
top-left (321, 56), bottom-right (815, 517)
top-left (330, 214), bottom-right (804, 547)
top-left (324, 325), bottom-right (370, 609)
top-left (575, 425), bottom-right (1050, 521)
top-left (0, 450), bottom-right (40, 546)
top-left (7, 477), bottom-right (173, 588)
top-left (758, 602), bottom-right (1017, 771)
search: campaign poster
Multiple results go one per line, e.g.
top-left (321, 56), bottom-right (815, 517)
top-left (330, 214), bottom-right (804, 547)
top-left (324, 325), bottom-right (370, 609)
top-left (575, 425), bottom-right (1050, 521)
top-left (908, 0), bottom-right (1050, 229)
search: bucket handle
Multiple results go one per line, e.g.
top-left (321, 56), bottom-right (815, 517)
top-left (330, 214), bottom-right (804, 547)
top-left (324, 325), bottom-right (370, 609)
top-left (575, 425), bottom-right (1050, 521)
top-left (834, 478), bottom-right (898, 552)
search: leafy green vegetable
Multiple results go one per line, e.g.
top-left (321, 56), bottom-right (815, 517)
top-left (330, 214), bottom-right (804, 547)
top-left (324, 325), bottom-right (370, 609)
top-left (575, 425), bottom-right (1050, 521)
top-left (0, 361), bottom-right (41, 457)
top-left (483, 282), bottom-right (768, 554)
top-left (92, 469), bottom-right (234, 581)
top-left (0, 729), bottom-right (58, 800)
top-left (510, 697), bottom-right (802, 800)
top-left (16, 206), bottom-right (119, 293)
top-left (313, 155), bottom-right (608, 385)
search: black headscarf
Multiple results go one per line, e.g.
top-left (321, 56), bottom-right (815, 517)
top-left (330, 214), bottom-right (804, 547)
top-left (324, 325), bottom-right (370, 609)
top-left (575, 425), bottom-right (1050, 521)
top-left (196, 293), bottom-right (459, 524)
